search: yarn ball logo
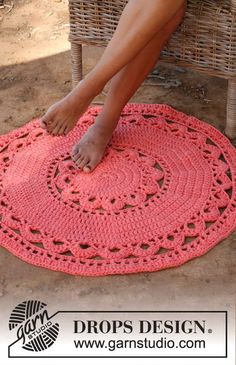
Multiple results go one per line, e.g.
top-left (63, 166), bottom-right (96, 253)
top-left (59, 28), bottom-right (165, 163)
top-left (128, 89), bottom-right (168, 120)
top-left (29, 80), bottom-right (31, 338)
top-left (9, 300), bottom-right (59, 352)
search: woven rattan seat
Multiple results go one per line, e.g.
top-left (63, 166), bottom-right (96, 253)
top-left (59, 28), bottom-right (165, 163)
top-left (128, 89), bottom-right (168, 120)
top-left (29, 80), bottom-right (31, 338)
top-left (68, 0), bottom-right (236, 139)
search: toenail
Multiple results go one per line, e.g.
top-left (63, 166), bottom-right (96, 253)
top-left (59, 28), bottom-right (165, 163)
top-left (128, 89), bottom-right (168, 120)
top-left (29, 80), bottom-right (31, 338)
top-left (84, 165), bottom-right (91, 173)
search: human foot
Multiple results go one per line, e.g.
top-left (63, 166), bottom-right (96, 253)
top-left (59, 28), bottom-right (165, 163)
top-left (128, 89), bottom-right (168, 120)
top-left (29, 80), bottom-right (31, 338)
top-left (71, 115), bottom-right (119, 173)
top-left (39, 80), bottom-right (101, 136)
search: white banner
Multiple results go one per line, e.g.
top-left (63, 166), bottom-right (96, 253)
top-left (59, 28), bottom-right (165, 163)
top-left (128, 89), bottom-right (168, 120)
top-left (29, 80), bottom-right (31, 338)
top-left (7, 301), bottom-right (227, 359)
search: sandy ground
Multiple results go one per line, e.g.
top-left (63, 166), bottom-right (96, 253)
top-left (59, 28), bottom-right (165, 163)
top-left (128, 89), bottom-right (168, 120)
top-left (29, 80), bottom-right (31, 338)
top-left (0, 1), bottom-right (235, 364)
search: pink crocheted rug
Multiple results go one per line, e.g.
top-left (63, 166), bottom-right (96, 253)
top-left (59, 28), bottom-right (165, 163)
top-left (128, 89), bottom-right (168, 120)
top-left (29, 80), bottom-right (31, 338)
top-left (0, 103), bottom-right (236, 276)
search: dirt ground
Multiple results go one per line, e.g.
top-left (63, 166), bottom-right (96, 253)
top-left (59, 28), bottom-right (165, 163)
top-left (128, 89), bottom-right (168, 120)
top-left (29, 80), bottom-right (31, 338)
top-left (0, 2), bottom-right (235, 364)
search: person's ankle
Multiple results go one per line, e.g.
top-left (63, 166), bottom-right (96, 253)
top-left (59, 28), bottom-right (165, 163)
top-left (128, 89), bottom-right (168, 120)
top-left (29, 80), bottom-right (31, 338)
top-left (64, 79), bottom-right (100, 106)
top-left (95, 111), bottom-right (120, 132)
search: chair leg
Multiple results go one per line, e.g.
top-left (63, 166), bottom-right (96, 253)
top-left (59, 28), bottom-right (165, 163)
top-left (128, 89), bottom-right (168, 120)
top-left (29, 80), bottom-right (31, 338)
top-left (70, 42), bottom-right (83, 88)
top-left (230, 0), bottom-right (236, 14)
top-left (225, 79), bottom-right (236, 140)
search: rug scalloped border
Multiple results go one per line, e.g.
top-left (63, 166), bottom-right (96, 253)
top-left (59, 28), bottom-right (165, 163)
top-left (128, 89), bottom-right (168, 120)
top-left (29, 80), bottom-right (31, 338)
top-left (0, 102), bottom-right (236, 276)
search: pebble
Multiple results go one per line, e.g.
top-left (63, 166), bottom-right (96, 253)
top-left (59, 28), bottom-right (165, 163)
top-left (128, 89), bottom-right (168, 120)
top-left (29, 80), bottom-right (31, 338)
top-left (174, 66), bottom-right (187, 73)
top-left (46, 11), bottom-right (54, 17)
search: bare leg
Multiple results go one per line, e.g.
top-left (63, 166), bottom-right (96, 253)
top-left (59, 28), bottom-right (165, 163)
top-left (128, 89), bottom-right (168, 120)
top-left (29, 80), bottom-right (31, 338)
top-left (40, 0), bottom-right (185, 136)
top-left (72, 3), bottom-right (186, 172)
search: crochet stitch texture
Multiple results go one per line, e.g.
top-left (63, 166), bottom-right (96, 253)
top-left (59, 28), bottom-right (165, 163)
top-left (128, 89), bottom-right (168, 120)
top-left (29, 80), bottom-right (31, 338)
top-left (0, 103), bottom-right (235, 276)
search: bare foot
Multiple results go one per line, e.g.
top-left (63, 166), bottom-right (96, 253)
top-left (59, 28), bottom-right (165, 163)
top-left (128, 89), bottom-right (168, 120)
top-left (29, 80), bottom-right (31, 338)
top-left (71, 114), bottom-right (119, 173)
top-left (39, 80), bottom-right (101, 136)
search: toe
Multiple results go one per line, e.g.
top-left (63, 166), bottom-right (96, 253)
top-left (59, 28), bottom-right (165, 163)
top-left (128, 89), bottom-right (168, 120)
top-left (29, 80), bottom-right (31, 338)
top-left (63, 125), bottom-right (70, 135)
top-left (51, 121), bottom-right (64, 136)
top-left (74, 154), bottom-right (85, 167)
top-left (76, 156), bottom-right (88, 169)
top-left (71, 144), bottom-right (80, 157)
top-left (83, 165), bottom-right (91, 173)
top-left (64, 124), bottom-right (73, 135)
top-left (79, 157), bottom-right (90, 170)
top-left (45, 121), bottom-right (54, 133)
top-left (47, 118), bottom-right (58, 133)
top-left (57, 124), bottom-right (66, 136)
top-left (72, 152), bottom-right (81, 163)
top-left (83, 157), bottom-right (101, 173)
top-left (39, 119), bottom-right (47, 129)
top-left (71, 147), bottom-right (81, 161)
top-left (41, 109), bottom-right (54, 129)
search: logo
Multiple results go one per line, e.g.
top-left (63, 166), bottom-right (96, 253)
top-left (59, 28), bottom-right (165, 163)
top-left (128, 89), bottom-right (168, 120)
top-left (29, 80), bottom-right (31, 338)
top-left (9, 300), bottom-right (59, 352)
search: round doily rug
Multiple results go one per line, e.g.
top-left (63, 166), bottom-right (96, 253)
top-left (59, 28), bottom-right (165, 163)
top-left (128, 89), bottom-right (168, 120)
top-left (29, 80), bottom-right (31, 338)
top-left (0, 103), bottom-right (236, 276)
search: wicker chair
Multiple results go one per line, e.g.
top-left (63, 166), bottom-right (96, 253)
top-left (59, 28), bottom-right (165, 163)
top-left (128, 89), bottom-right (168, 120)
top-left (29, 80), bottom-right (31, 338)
top-left (68, 0), bottom-right (236, 139)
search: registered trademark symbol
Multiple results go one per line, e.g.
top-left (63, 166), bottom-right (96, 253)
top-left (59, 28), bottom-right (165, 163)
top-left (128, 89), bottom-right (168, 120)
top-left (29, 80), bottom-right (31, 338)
top-left (208, 329), bottom-right (213, 333)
